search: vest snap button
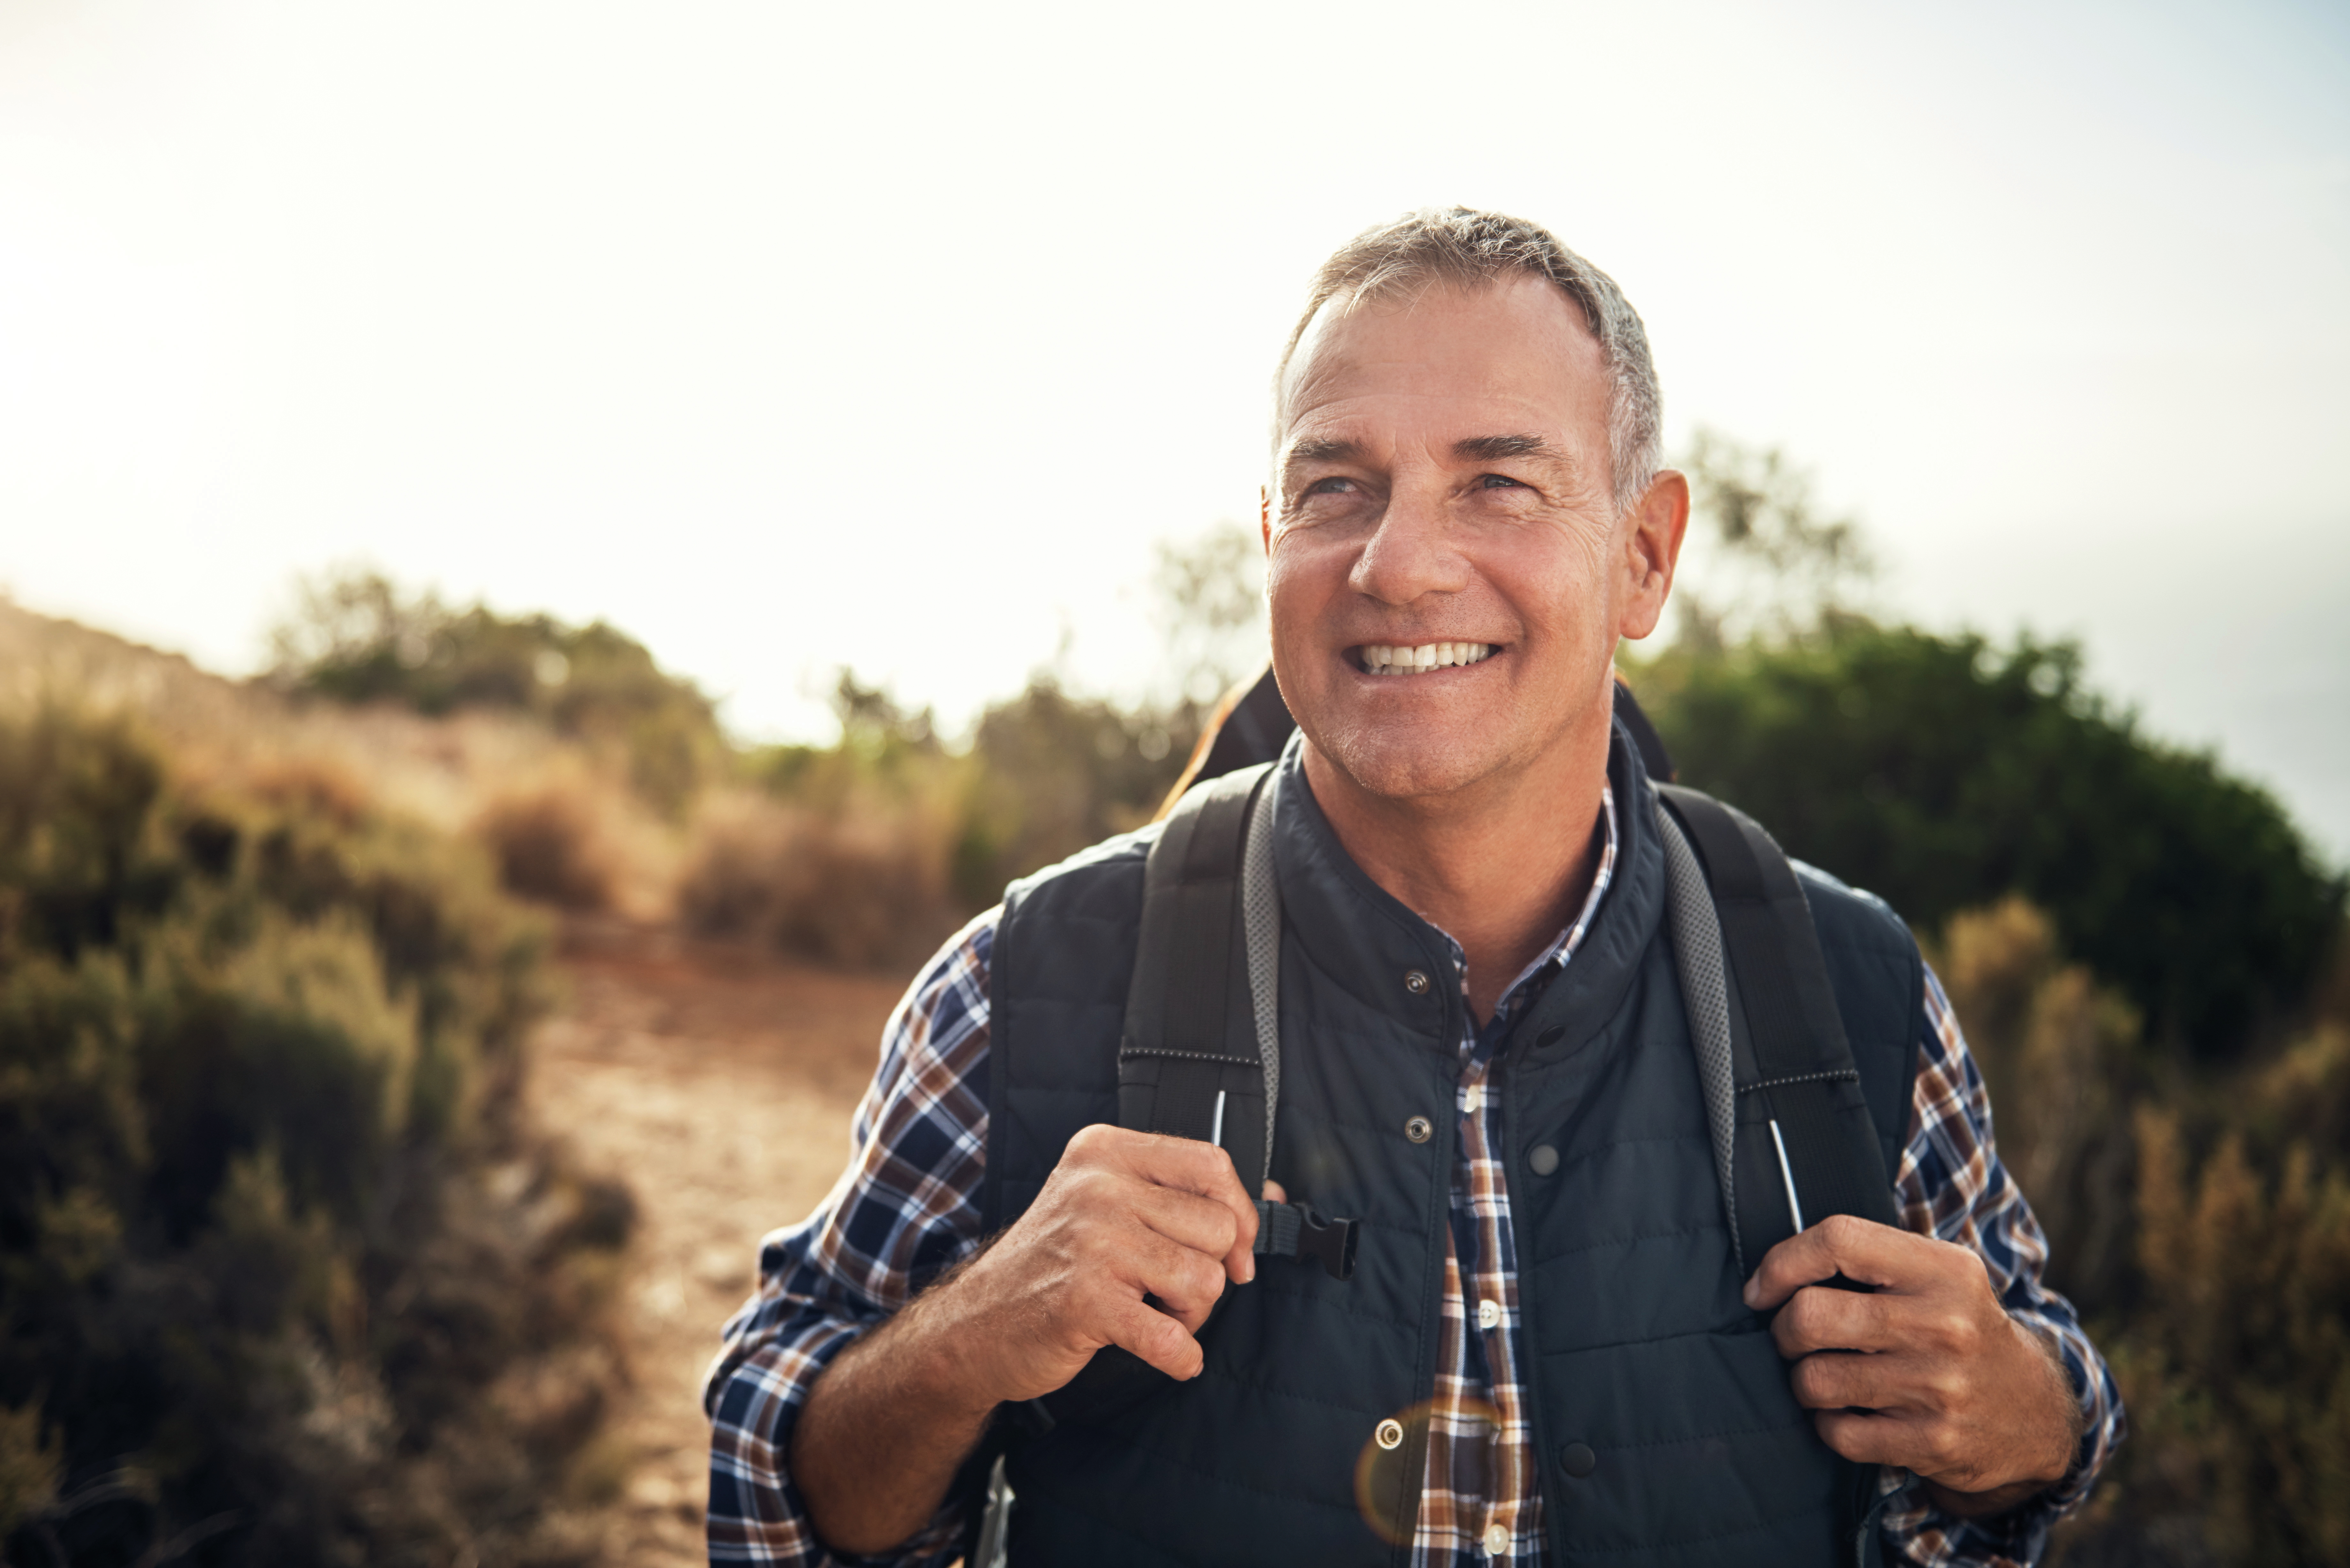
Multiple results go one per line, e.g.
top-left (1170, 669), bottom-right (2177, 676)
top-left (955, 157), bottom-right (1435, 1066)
top-left (1375, 1418), bottom-right (1405, 1451)
top-left (1404, 1115), bottom-right (1434, 1144)
top-left (1528, 1143), bottom-right (1559, 1175)
top-left (1559, 1441), bottom-right (1597, 1478)
top-left (1403, 969), bottom-right (1432, 996)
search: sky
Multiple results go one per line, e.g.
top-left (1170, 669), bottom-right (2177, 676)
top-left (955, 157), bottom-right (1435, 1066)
top-left (2, 0), bottom-right (2346, 857)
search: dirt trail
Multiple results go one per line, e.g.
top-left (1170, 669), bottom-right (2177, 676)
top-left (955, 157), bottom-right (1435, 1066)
top-left (530, 923), bottom-right (908, 1565)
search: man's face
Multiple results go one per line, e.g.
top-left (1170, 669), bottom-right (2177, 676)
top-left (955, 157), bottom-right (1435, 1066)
top-left (1265, 273), bottom-right (1682, 806)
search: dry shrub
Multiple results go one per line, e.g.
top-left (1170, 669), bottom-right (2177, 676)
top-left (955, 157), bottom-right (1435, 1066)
top-left (1930, 897), bottom-right (2142, 1303)
top-left (476, 786), bottom-right (618, 912)
top-left (1930, 898), bottom-right (2350, 1567)
top-left (0, 705), bottom-right (639, 1567)
top-left (2074, 1105), bottom-right (2350, 1567)
top-left (237, 754), bottom-right (375, 830)
top-left (679, 793), bottom-right (958, 970)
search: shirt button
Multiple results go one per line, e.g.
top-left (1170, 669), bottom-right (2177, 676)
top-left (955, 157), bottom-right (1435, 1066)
top-left (1484, 1522), bottom-right (1511, 1556)
top-left (1404, 968), bottom-right (1432, 996)
top-left (1462, 1083), bottom-right (1483, 1113)
top-left (1477, 1298), bottom-right (1501, 1330)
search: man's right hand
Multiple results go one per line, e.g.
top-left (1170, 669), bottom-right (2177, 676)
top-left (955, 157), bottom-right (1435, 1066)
top-left (792, 1125), bottom-right (1264, 1555)
top-left (942, 1124), bottom-right (1264, 1400)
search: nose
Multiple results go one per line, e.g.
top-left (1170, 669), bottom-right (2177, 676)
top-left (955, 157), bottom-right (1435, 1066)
top-left (1348, 477), bottom-right (1469, 607)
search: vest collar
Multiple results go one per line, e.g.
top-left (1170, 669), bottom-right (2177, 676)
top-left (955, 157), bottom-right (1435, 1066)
top-left (1270, 719), bottom-right (1668, 1063)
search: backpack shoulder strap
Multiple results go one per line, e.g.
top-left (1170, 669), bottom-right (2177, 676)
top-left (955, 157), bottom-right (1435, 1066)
top-left (1117, 760), bottom-right (1356, 1279)
top-left (1118, 761), bottom-right (1275, 1190)
top-left (1035, 762), bottom-right (1353, 1430)
top-left (1654, 784), bottom-right (1900, 1277)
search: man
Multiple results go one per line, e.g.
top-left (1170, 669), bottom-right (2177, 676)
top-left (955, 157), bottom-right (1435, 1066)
top-left (706, 208), bottom-right (2123, 1566)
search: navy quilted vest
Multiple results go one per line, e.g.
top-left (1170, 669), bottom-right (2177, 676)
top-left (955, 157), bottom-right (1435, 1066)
top-left (983, 727), bottom-right (1922, 1566)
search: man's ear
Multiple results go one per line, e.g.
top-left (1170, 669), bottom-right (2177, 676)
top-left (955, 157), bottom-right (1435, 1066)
top-left (1261, 485), bottom-right (1273, 553)
top-left (1618, 470), bottom-right (1690, 642)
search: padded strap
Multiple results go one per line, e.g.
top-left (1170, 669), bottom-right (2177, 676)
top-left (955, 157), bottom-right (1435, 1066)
top-left (1119, 763), bottom-right (1273, 1189)
top-left (1656, 785), bottom-right (1899, 1272)
top-left (1046, 763), bottom-right (1352, 1427)
top-left (1241, 772), bottom-right (1283, 1180)
top-left (1653, 803), bottom-right (1742, 1273)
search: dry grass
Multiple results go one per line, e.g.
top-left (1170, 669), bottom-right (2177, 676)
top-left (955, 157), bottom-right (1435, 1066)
top-left (677, 789), bottom-right (963, 971)
top-left (0, 599), bottom-right (682, 921)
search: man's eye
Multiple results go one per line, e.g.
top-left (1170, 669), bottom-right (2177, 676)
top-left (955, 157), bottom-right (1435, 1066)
top-left (1480, 474), bottom-right (1526, 490)
top-left (1305, 477), bottom-right (1355, 496)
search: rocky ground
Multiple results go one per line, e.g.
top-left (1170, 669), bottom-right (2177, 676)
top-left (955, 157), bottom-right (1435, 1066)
top-left (532, 922), bottom-right (907, 1565)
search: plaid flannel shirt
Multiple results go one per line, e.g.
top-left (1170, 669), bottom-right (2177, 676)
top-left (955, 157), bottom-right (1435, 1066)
top-left (705, 788), bottom-right (2124, 1566)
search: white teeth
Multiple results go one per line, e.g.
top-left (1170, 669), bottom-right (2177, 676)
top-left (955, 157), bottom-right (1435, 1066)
top-left (1361, 642), bottom-right (1496, 674)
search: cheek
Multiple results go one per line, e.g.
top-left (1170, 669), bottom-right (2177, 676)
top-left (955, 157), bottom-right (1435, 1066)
top-left (1264, 532), bottom-right (1339, 625)
top-left (1488, 527), bottom-right (1612, 632)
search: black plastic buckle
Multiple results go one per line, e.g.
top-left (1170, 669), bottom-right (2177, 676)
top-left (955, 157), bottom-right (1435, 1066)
top-left (1293, 1206), bottom-right (1359, 1281)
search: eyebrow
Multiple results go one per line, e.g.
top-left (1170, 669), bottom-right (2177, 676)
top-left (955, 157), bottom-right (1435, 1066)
top-left (1280, 432), bottom-right (1566, 475)
top-left (1453, 433), bottom-right (1554, 462)
top-left (1285, 437), bottom-right (1362, 467)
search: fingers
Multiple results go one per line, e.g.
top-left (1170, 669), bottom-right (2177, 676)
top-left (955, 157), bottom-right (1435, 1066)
top-left (1811, 1407), bottom-right (1917, 1468)
top-left (1129, 1181), bottom-right (1243, 1264)
top-left (1262, 1179), bottom-right (1288, 1203)
top-left (1742, 1214), bottom-right (1919, 1310)
top-left (1786, 1346), bottom-right (1909, 1413)
top-left (1103, 1294), bottom-right (1206, 1381)
top-left (1084, 1126), bottom-right (1261, 1283)
top-left (1770, 1283), bottom-right (1894, 1360)
top-left (1128, 1231), bottom-right (1232, 1332)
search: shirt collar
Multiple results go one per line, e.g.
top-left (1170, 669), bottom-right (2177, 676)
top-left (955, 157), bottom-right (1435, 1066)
top-left (1428, 782), bottom-right (1620, 1042)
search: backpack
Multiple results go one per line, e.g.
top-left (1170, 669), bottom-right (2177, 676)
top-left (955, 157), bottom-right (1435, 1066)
top-left (967, 669), bottom-right (1908, 1565)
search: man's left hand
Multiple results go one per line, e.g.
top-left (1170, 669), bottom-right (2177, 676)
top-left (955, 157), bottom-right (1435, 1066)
top-left (1744, 1214), bottom-right (2082, 1516)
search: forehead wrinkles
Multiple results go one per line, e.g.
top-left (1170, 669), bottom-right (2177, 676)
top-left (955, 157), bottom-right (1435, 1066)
top-left (1275, 281), bottom-right (1606, 450)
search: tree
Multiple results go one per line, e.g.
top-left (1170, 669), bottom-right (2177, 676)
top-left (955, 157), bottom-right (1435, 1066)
top-left (1152, 521), bottom-right (1268, 704)
top-left (1636, 625), bottom-right (2343, 1055)
top-left (1669, 427), bottom-right (1876, 650)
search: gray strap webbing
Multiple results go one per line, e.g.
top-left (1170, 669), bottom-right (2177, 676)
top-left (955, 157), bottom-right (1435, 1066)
top-left (1118, 764), bottom-right (1272, 1190)
top-left (1654, 803), bottom-right (1742, 1274)
top-left (1241, 768), bottom-right (1282, 1173)
top-left (1043, 764), bottom-right (1346, 1429)
top-left (1656, 782), bottom-right (1899, 1285)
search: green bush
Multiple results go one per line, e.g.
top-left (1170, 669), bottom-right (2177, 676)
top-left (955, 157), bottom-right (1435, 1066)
top-left (268, 569), bottom-right (724, 817)
top-left (1633, 625), bottom-right (2344, 1054)
top-left (0, 706), bottom-right (630, 1566)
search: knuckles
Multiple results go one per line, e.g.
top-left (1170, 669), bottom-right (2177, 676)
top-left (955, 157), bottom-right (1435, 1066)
top-left (1790, 1356), bottom-right (1842, 1409)
top-left (1780, 1288), bottom-right (1835, 1349)
top-left (1815, 1213), bottom-right (1873, 1252)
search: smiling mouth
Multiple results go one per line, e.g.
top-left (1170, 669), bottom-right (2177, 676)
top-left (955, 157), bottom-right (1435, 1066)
top-left (1354, 641), bottom-right (1500, 675)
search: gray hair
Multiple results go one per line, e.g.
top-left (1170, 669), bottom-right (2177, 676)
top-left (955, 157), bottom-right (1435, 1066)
top-left (1275, 207), bottom-right (1662, 515)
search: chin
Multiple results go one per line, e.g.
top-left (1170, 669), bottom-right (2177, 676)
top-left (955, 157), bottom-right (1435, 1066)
top-left (1311, 718), bottom-right (1513, 804)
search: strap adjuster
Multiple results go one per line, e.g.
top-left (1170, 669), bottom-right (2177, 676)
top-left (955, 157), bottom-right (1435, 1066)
top-left (1253, 1199), bottom-right (1358, 1281)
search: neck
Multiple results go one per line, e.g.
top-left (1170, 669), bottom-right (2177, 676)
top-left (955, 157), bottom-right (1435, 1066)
top-left (1301, 699), bottom-right (1614, 1025)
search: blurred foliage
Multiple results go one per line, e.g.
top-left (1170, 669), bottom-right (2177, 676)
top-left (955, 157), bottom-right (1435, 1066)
top-left (1631, 432), bottom-right (2342, 1055)
top-left (268, 568), bottom-right (723, 817)
top-left (1151, 520), bottom-right (1268, 705)
top-left (1670, 426), bottom-right (1877, 649)
top-left (699, 671), bottom-right (1201, 968)
top-left (1633, 625), bottom-right (2343, 1055)
top-left (1934, 902), bottom-right (2350, 1567)
top-left (0, 705), bottom-right (633, 1566)
top-left (1635, 431), bottom-right (2350, 1562)
top-left (474, 787), bottom-right (619, 914)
